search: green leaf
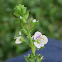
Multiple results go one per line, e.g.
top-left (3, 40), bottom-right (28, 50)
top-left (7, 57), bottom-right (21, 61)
top-left (24, 11), bottom-right (29, 20)
top-left (24, 56), bottom-right (31, 62)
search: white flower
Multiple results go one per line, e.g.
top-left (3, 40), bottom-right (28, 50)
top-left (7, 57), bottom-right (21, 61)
top-left (33, 19), bottom-right (39, 23)
top-left (20, 16), bottom-right (22, 19)
top-left (15, 36), bottom-right (21, 44)
top-left (33, 19), bottom-right (36, 23)
top-left (19, 31), bottom-right (21, 35)
top-left (32, 31), bottom-right (48, 49)
top-left (14, 31), bottom-right (21, 44)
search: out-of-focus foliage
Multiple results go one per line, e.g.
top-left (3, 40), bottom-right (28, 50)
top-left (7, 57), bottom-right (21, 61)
top-left (0, 0), bottom-right (29, 62)
top-left (0, 0), bottom-right (62, 62)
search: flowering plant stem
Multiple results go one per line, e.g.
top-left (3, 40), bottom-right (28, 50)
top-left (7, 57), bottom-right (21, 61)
top-left (32, 46), bottom-right (35, 56)
top-left (29, 33), bottom-right (35, 54)
top-left (14, 4), bottom-right (48, 62)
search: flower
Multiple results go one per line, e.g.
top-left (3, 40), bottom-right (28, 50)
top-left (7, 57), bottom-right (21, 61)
top-left (15, 36), bottom-right (21, 44)
top-left (19, 31), bottom-right (21, 35)
top-left (32, 31), bottom-right (48, 49)
top-left (33, 19), bottom-right (36, 23)
top-left (20, 16), bottom-right (22, 19)
top-left (14, 31), bottom-right (21, 44)
top-left (32, 19), bottom-right (39, 23)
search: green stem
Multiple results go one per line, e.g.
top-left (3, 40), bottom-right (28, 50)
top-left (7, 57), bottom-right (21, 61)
top-left (28, 32), bottom-right (35, 55)
top-left (31, 45), bottom-right (35, 56)
top-left (29, 33), bottom-right (35, 54)
top-left (27, 27), bottom-right (35, 62)
top-left (32, 60), bottom-right (35, 62)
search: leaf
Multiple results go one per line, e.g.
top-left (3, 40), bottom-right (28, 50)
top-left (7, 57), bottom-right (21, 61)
top-left (24, 56), bottom-right (31, 62)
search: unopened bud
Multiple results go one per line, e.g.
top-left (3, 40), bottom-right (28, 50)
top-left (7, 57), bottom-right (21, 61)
top-left (28, 54), bottom-right (30, 57)
top-left (38, 54), bottom-right (40, 56)
top-left (41, 56), bottom-right (44, 60)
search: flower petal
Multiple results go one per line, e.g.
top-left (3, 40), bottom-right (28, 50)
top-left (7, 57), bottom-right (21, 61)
top-left (15, 36), bottom-right (21, 44)
top-left (33, 31), bottom-right (42, 41)
top-left (19, 31), bottom-right (21, 35)
top-left (34, 42), bottom-right (44, 48)
top-left (33, 19), bottom-right (36, 23)
top-left (40, 35), bottom-right (48, 44)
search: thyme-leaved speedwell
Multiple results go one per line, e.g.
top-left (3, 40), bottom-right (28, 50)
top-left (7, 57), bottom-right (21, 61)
top-left (14, 4), bottom-right (48, 62)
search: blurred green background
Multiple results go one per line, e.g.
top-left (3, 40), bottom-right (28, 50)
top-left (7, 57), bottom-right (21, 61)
top-left (0, 0), bottom-right (62, 62)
